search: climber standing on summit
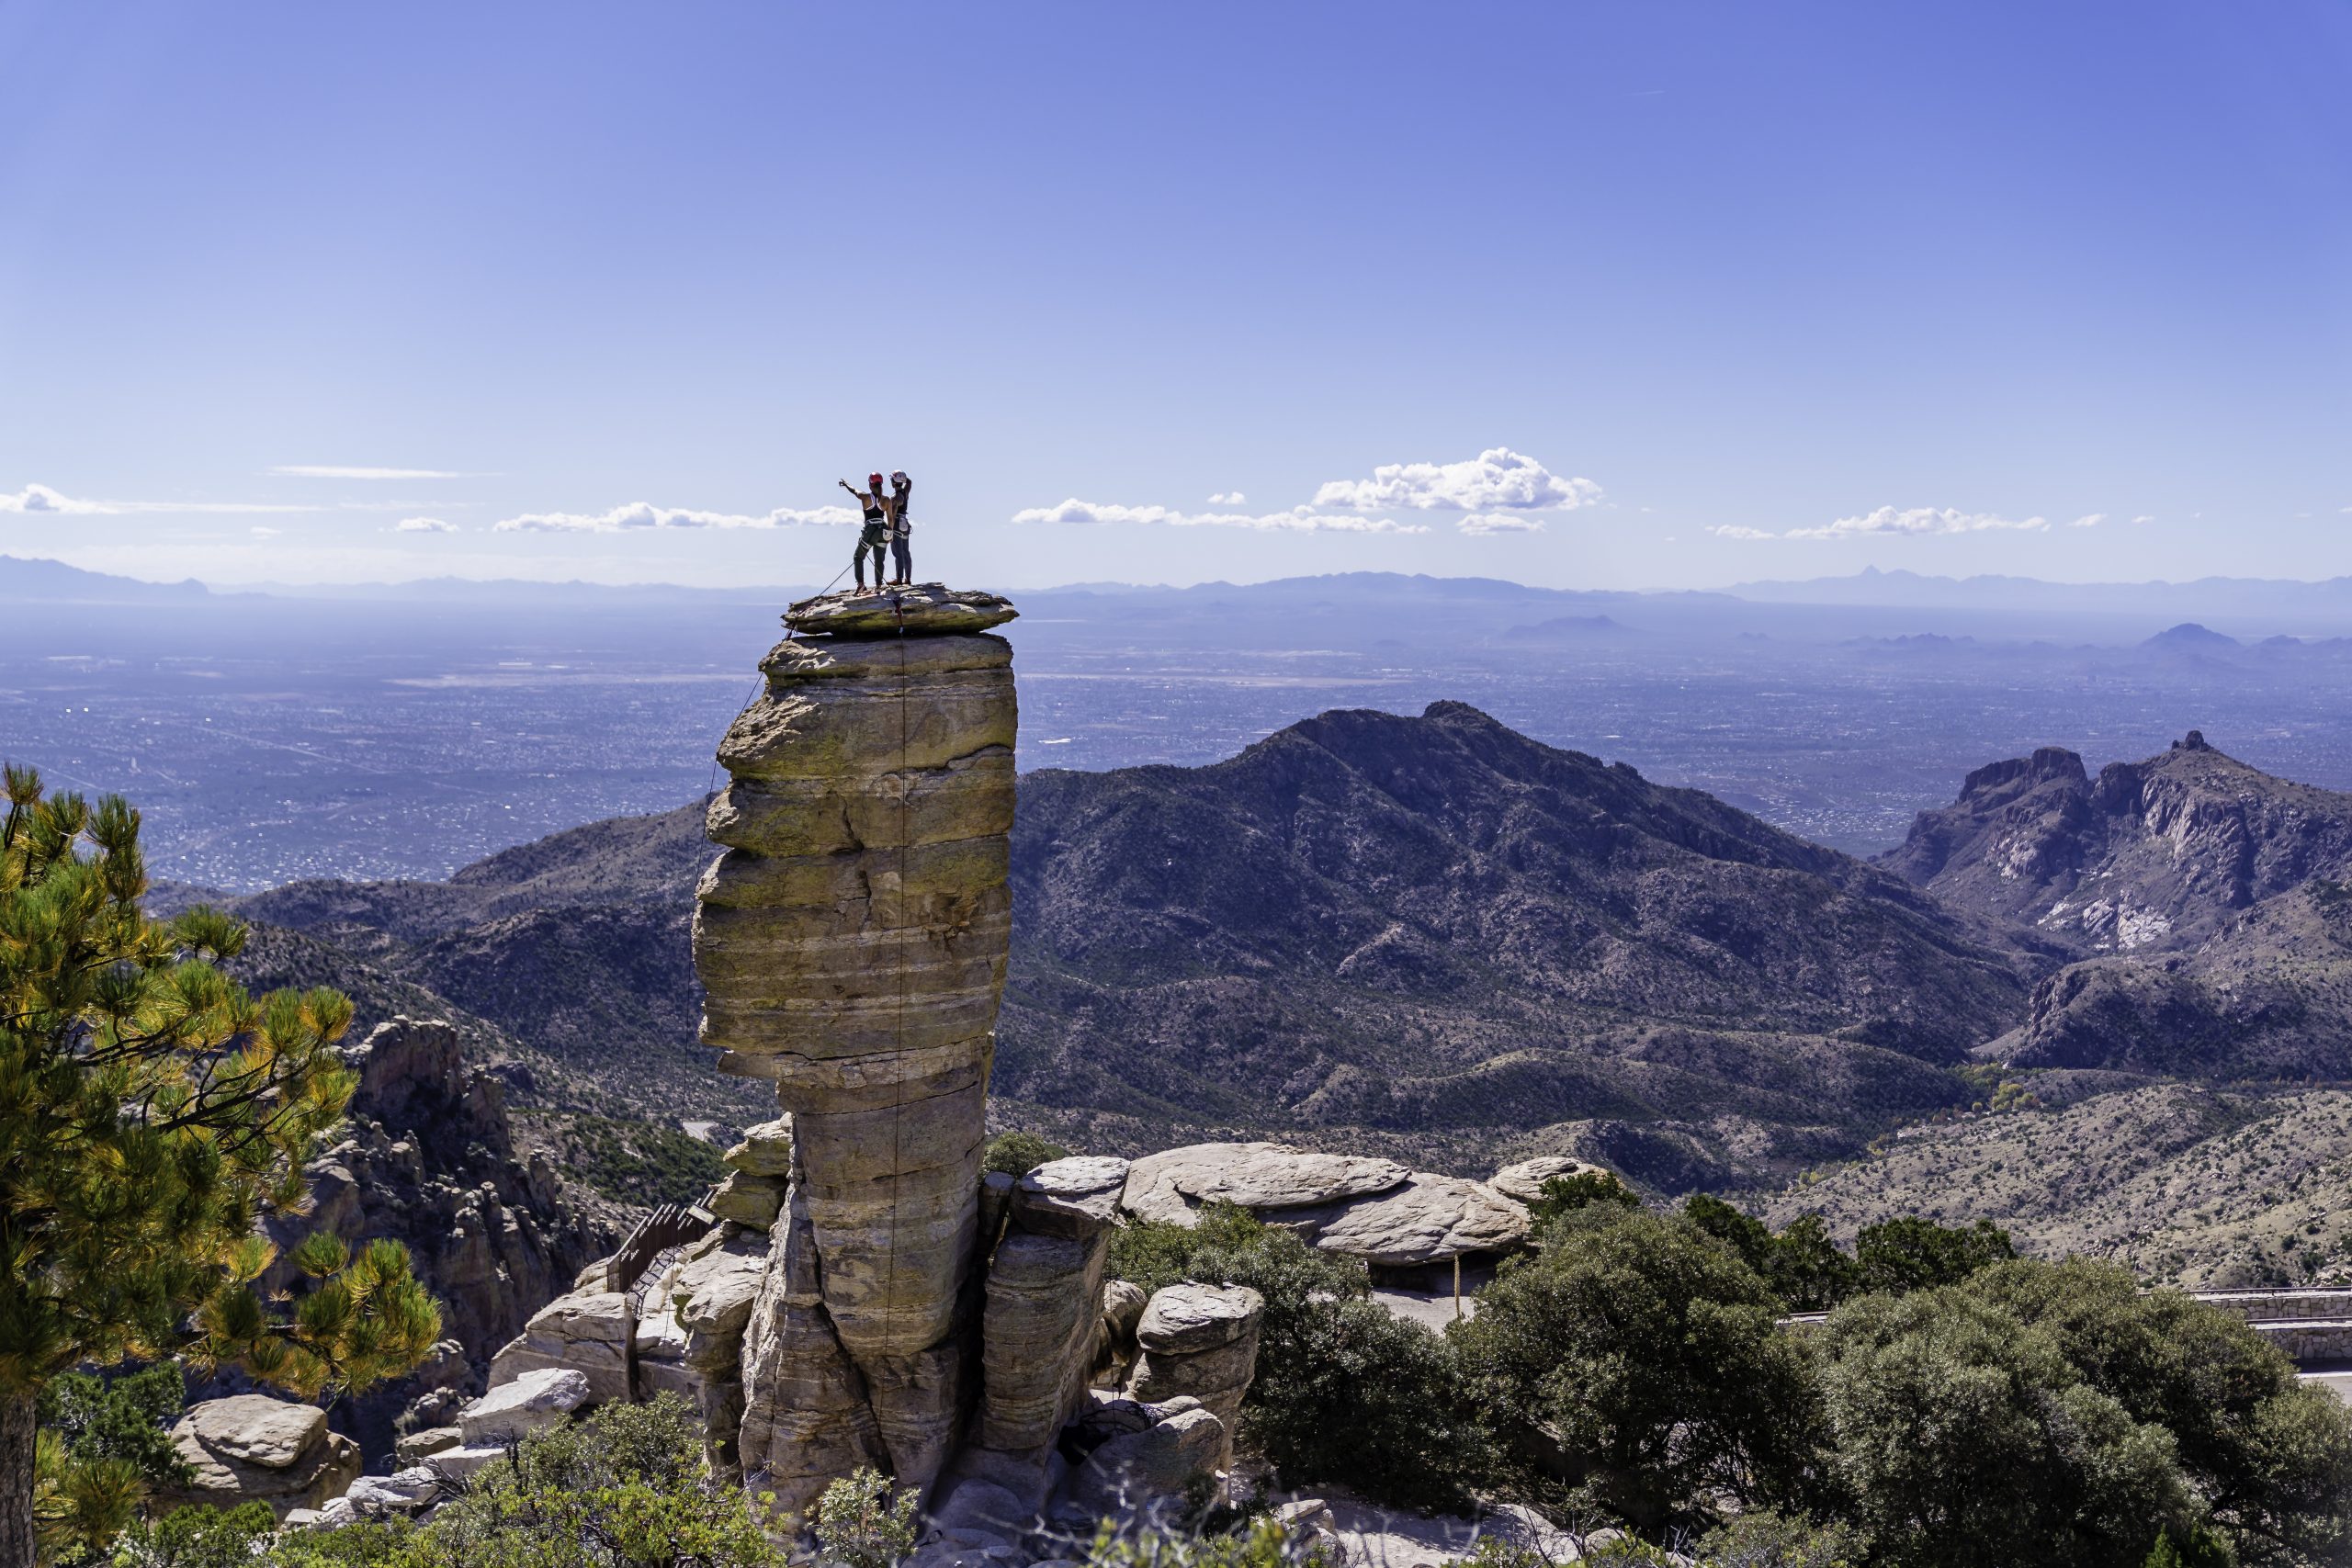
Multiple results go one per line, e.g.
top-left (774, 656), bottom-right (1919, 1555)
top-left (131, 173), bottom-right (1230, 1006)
top-left (888, 469), bottom-right (913, 585)
top-left (839, 472), bottom-right (891, 592)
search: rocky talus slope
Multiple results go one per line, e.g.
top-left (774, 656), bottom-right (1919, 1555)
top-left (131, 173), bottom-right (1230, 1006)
top-left (1758, 1078), bottom-right (2352, 1290)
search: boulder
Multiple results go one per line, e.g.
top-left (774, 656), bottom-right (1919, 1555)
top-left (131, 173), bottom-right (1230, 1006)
top-left (1489, 1155), bottom-right (1608, 1205)
top-left (394, 1427), bottom-right (462, 1466)
top-left (343, 1467), bottom-right (441, 1516)
top-left (160, 1396), bottom-right (362, 1519)
top-left (673, 1234), bottom-right (770, 1345)
top-left (424, 1445), bottom-right (513, 1483)
top-left (1120, 1143), bottom-right (1280, 1227)
top-left (723, 1116), bottom-right (795, 1177)
top-left (489, 1289), bottom-right (634, 1404)
top-left (1133, 1284), bottom-right (1261, 1355)
top-left (458, 1367), bottom-right (592, 1446)
top-left (1011, 1156), bottom-right (1130, 1238)
top-left (783, 584), bottom-right (1020, 639)
top-left (707, 1169), bottom-right (786, 1229)
top-left (1287, 1173), bottom-right (1531, 1267)
top-left (1068, 1404), bottom-right (1225, 1517)
top-left (1128, 1285), bottom-right (1262, 1469)
top-left (1120, 1143), bottom-right (1409, 1228)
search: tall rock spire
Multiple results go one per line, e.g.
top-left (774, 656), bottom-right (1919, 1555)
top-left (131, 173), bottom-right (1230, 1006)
top-left (694, 585), bottom-right (1020, 1513)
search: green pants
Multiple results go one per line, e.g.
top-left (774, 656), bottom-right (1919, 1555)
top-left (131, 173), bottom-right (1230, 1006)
top-left (854, 527), bottom-right (888, 585)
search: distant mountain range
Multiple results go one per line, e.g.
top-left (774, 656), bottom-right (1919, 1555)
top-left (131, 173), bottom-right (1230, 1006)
top-left (1730, 565), bottom-right (2352, 624)
top-left (16, 553), bottom-right (2352, 635)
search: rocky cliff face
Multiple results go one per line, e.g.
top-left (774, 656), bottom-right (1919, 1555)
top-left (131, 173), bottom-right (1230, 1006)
top-left (277, 1016), bottom-right (616, 1460)
top-left (1887, 735), bottom-right (2352, 1077)
top-left (694, 586), bottom-right (1020, 1512)
top-left (1884, 732), bottom-right (2352, 953)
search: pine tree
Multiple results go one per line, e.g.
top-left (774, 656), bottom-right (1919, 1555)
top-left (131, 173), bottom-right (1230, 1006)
top-left (0, 766), bottom-right (441, 1565)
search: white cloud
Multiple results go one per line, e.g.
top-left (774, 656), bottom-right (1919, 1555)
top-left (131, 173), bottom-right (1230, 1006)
top-left (1313, 447), bottom-right (1601, 513)
top-left (2070, 513), bottom-right (2109, 529)
top-left (1011, 499), bottom-right (1427, 535)
top-left (492, 502), bottom-right (859, 533)
top-left (1457, 513), bottom-right (1545, 536)
top-left (248, 525), bottom-right (280, 538)
top-left (1783, 506), bottom-right (2049, 541)
top-left (1707, 525), bottom-right (1780, 541)
top-left (2133, 514), bottom-right (2156, 525)
top-left (1, 482), bottom-right (311, 516)
top-left (271, 465), bottom-right (463, 479)
top-left (1207, 491), bottom-right (1245, 505)
top-left (394, 517), bottom-right (459, 534)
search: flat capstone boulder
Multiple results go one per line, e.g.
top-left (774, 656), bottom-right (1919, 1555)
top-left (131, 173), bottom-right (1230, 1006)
top-left (1289, 1173), bottom-right (1532, 1267)
top-left (1134, 1283), bottom-right (1263, 1355)
top-left (783, 583), bottom-right (1018, 639)
top-left (1011, 1155), bottom-right (1131, 1237)
top-left (162, 1395), bottom-right (362, 1519)
top-left (1120, 1142), bottom-right (1411, 1227)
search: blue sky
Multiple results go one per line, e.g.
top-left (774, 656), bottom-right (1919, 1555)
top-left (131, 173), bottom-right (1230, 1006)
top-left (3, 2), bottom-right (2347, 591)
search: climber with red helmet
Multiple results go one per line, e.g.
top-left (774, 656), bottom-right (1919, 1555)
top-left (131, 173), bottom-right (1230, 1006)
top-left (888, 469), bottom-right (913, 585)
top-left (839, 472), bottom-right (891, 592)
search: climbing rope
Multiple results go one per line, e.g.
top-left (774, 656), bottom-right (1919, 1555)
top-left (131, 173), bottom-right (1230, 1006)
top-left (885, 588), bottom-right (910, 1353)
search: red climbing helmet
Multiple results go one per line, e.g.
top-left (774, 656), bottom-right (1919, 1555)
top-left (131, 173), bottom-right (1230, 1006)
top-left (867, 472), bottom-right (884, 490)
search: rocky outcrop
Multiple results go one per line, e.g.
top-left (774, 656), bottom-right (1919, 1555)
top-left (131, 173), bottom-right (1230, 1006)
top-left (271, 1017), bottom-right (608, 1356)
top-left (1884, 733), bottom-right (2352, 953)
top-left (490, 1289), bottom-right (635, 1404)
top-left (1125, 1286), bottom-right (1261, 1469)
top-left (226, 1019), bottom-right (615, 1466)
top-left (696, 590), bottom-right (1019, 1511)
top-left (1121, 1144), bottom-right (1409, 1227)
top-left (160, 1396), bottom-right (363, 1519)
top-left (1116, 1142), bottom-right (1532, 1273)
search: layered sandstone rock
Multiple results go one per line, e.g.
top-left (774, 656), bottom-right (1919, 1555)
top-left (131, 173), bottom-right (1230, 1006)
top-left (1125, 1285), bottom-right (1262, 1469)
top-left (697, 592), bottom-right (1018, 1511)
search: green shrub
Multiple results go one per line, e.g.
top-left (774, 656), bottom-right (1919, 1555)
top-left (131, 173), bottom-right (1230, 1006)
top-left (1964, 1259), bottom-right (2348, 1563)
top-left (1453, 1205), bottom-right (1820, 1534)
top-left (981, 1130), bottom-right (1072, 1178)
top-left (2142, 1521), bottom-right (2235, 1567)
top-left (116, 1501), bottom-right (280, 1568)
top-left (1109, 1204), bottom-right (1494, 1511)
top-left (811, 1468), bottom-right (920, 1568)
top-left (1852, 1215), bottom-right (2015, 1294)
top-left (1527, 1171), bottom-right (1640, 1226)
top-left (261, 1394), bottom-right (782, 1568)
top-left (1814, 1285), bottom-right (2195, 1568)
top-left (1079, 1514), bottom-right (1335, 1568)
top-left (1693, 1511), bottom-right (1866, 1567)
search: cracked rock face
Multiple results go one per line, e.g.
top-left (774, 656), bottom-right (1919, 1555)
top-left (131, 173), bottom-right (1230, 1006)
top-left (696, 613), bottom-right (1018, 1511)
